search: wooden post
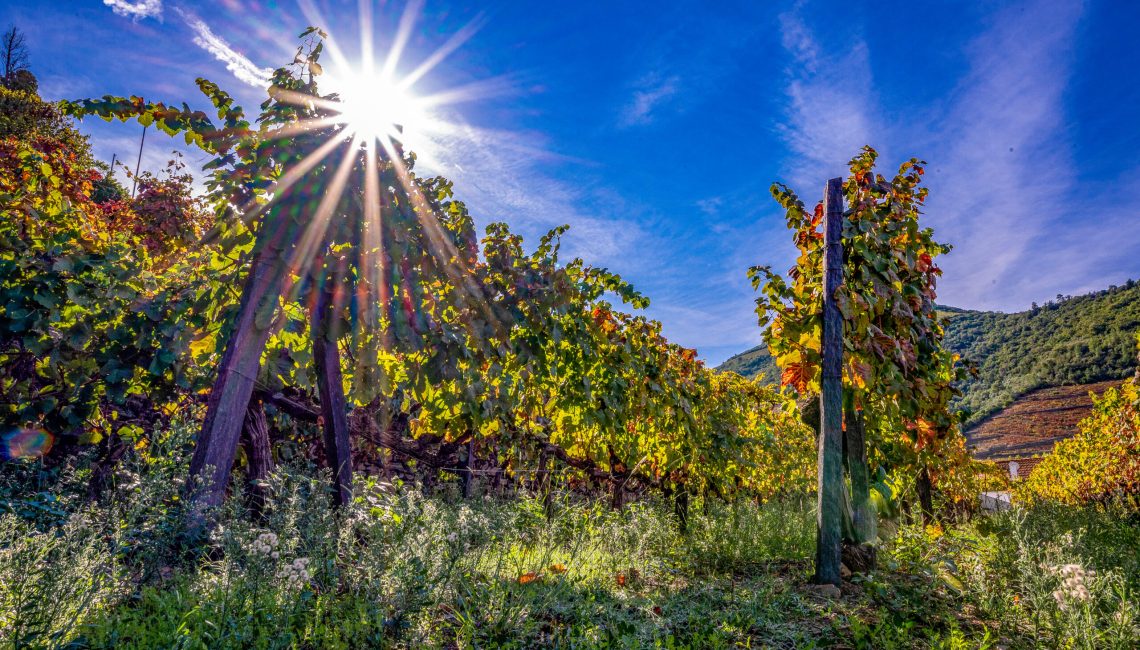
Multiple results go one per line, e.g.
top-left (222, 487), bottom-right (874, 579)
top-left (186, 215), bottom-right (291, 516)
top-left (461, 439), bottom-right (475, 499)
top-left (815, 177), bottom-right (845, 587)
top-left (675, 488), bottom-right (690, 535)
top-left (131, 124), bottom-right (146, 199)
top-left (312, 280), bottom-right (354, 508)
top-left (240, 399), bottom-right (274, 515)
top-left (611, 479), bottom-right (624, 511)
top-left (537, 448), bottom-right (553, 518)
top-left (917, 465), bottom-right (934, 525)
top-left (844, 400), bottom-right (874, 545)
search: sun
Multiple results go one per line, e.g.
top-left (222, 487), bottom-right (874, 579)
top-left (287, 0), bottom-right (495, 161)
top-left (330, 71), bottom-right (424, 143)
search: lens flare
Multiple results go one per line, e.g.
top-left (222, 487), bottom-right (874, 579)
top-left (256, 1), bottom-right (514, 356)
top-left (331, 72), bottom-right (423, 142)
top-left (2, 428), bottom-right (54, 460)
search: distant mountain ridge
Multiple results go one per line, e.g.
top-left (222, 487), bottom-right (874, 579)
top-left (717, 280), bottom-right (1140, 425)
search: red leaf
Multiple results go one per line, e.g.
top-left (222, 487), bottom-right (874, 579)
top-left (781, 362), bottom-right (813, 393)
top-left (916, 253), bottom-right (933, 273)
top-left (811, 202), bottom-right (824, 227)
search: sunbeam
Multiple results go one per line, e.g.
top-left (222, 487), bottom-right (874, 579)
top-left (256, 0), bottom-right (520, 357)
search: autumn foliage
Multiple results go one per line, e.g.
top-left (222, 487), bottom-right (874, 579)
top-left (1, 88), bottom-right (215, 448)
top-left (3, 33), bottom-right (814, 512)
top-left (750, 147), bottom-right (975, 508)
top-left (1021, 372), bottom-right (1140, 512)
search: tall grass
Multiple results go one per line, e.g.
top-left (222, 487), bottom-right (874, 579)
top-left (1, 422), bottom-right (1136, 648)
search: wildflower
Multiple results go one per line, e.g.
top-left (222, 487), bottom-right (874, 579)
top-left (1114, 604), bottom-right (1132, 627)
top-left (251, 531), bottom-right (279, 557)
top-left (277, 557), bottom-right (312, 586)
top-left (1051, 563), bottom-right (1092, 610)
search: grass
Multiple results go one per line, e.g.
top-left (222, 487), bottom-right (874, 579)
top-left (1, 424), bottom-right (1138, 648)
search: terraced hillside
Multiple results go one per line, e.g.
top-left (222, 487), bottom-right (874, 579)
top-left (965, 379), bottom-right (1121, 461)
top-left (718, 280), bottom-right (1140, 425)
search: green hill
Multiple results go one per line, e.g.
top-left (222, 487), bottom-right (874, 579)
top-left (717, 345), bottom-right (778, 383)
top-left (718, 280), bottom-right (1140, 424)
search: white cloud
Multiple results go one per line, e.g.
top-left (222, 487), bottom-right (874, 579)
top-left (769, 1), bottom-right (1111, 313)
top-left (620, 75), bottom-right (680, 127)
top-left (419, 121), bottom-right (646, 270)
top-left (103, 0), bottom-right (163, 21)
top-left (696, 196), bottom-right (722, 216)
top-left (180, 13), bottom-right (272, 88)
top-left (778, 9), bottom-right (820, 73)
top-left (922, 0), bottom-right (1086, 310)
top-left (649, 290), bottom-right (765, 361)
top-left (775, 10), bottom-right (877, 190)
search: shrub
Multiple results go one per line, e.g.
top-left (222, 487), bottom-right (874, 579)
top-left (1022, 378), bottom-right (1139, 511)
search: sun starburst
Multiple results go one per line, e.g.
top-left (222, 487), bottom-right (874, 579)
top-left (250, 1), bottom-right (507, 349)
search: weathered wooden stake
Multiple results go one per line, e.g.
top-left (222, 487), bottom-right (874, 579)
top-left (675, 488), bottom-right (690, 535)
top-left (187, 216), bottom-right (291, 515)
top-left (815, 177), bottom-right (845, 587)
top-left (844, 401), bottom-right (875, 545)
top-left (240, 399), bottom-right (274, 514)
top-left (537, 449), bottom-right (553, 518)
top-left (312, 281), bottom-right (354, 508)
top-left (916, 465), bottom-right (934, 525)
top-left (461, 439), bottom-right (475, 499)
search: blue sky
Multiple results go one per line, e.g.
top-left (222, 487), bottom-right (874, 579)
top-left (4, 0), bottom-right (1140, 365)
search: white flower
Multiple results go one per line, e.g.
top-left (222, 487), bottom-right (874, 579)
top-left (1052, 562), bottom-right (1093, 608)
top-left (276, 559), bottom-right (311, 586)
top-left (251, 531), bottom-right (280, 556)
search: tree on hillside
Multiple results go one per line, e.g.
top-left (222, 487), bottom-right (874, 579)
top-left (1, 26), bottom-right (30, 90)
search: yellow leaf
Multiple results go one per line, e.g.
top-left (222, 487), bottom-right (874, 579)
top-left (189, 332), bottom-right (216, 359)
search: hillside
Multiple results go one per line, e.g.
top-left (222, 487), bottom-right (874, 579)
top-left (717, 345), bottom-right (778, 382)
top-left (946, 281), bottom-right (1140, 423)
top-left (965, 380), bottom-right (1120, 460)
top-left (718, 280), bottom-right (1140, 424)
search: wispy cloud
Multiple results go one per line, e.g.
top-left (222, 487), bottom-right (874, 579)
top-left (178, 11), bottom-right (271, 88)
top-left (922, 0), bottom-right (1085, 310)
top-left (422, 122), bottom-right (647, 269)
top-left (620, 75), bottom-right (680, 127)
top-left (103, 0), bottom-right (163, 21)
top-left (770, 1), bottom-right (1103, 313)
top-left (693, 6), bottom-right (882, 364)
top-left (775, 9), bottom-right (877, 189)
top-left (696, 196), bottom-right (722, 216)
